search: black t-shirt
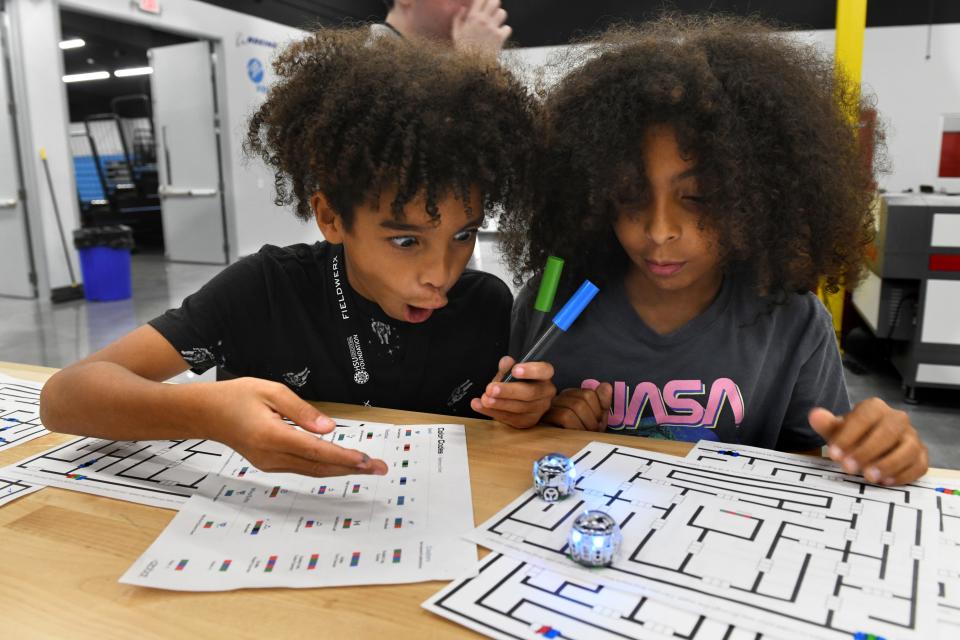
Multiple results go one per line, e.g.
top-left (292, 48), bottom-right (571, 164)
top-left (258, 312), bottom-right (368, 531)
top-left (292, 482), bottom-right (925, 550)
top-left (149, 242), bottom-right (512, 416)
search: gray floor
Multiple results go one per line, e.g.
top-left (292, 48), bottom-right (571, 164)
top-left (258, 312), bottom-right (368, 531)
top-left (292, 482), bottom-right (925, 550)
top-left (1, 237), bottom-right (957, 468)
top-left (0, 253), bottom-right (224, 384)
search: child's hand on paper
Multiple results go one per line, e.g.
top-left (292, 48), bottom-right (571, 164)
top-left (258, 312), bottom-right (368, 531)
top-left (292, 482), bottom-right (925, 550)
top-left (471, 356), bottom-right (555, 428)
top-left (203, 377), bottom-right (388, 477)
top-left (540, 383), bottom-right (613, 432)
top-left (809, 398), bottom-right (928, 486)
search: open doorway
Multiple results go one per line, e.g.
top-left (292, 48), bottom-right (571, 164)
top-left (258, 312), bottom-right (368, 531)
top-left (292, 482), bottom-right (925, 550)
top-left (60, 9), bottom-right (229, 266)
top-left (60, 10), bottom-right (188, 254)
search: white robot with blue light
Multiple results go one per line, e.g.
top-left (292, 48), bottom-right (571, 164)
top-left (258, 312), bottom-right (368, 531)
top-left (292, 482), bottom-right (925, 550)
top-left (532, 453), bottom-right (577, 502)
top-left (568, 510), bottom-right (622, 567)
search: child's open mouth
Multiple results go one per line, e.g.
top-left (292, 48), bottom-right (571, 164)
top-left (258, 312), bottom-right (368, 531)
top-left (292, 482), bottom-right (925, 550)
top-left (403, 304), bottom-right (436, 323)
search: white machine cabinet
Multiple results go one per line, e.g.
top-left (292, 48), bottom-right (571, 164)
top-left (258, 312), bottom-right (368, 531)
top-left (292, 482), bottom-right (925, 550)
top-left (852, 194), bottom-right (960, 400)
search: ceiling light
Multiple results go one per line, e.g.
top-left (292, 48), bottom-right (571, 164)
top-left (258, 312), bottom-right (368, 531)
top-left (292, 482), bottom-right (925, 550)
top-left (62, 71), bottom-right (110, 83)
top-left (114, 66), bottom-right (153, 78)
top-left (59, 39), bottom-right (85, 50)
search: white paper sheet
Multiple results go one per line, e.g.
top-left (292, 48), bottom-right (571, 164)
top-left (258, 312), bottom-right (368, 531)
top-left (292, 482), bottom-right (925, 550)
top-left (0, 474), bottom-right (42, 507)
top-left (2, 418), bottom-right (392, 509)
top-left (468, 441), bottom-right (938, 640)
top-left (0, 373), bottom-right (48, 452)
top-left (685, 440), bottom-right (960, 638)
top-left (424, 552), bottom-right (790, 640)
top-left (120, 423), bottom-right (477, 590)
top-left (4, 434), bottom-right (231, 509)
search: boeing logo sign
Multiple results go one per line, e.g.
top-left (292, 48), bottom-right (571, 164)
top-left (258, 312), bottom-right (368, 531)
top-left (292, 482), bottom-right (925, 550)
top-left (235, 33), bottom-right (278, 49)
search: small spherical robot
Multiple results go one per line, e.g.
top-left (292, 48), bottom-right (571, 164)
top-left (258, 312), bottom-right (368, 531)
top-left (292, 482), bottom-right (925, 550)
top-left (532, 453), bottom-right (576, 502)
top-left (568, 510), bottom-right (622, 567)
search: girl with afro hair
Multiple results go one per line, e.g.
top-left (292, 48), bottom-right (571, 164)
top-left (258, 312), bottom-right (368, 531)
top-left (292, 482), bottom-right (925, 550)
top-left (499, 15), bottom-right (928, 485)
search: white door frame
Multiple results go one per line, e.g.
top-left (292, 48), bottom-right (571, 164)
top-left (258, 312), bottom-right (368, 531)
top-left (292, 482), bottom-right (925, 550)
top-left (150, 39), bottom-right (229, 264)
top-left (0, 0), bottom-right (37, 298)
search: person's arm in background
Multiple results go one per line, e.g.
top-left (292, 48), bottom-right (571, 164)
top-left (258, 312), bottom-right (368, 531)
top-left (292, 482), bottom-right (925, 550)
top-left (452, 0), bottom-right (511, 57)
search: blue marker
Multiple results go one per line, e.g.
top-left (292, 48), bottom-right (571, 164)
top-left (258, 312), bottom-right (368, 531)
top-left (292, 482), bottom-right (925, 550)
top-left (504, 280), bottom-right (599, 383)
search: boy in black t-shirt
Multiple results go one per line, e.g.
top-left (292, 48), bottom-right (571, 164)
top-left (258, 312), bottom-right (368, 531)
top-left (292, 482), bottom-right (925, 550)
top-left (39, 29), bottom-right (554, 478)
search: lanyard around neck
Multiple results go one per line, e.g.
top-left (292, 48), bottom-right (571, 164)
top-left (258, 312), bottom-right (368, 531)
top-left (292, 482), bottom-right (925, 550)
top-left (329, 247), bottom-right (374, 395)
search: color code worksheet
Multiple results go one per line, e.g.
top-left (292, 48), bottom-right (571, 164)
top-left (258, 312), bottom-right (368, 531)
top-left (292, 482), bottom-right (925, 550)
top-left (121, 422), bottom-right (476, 590)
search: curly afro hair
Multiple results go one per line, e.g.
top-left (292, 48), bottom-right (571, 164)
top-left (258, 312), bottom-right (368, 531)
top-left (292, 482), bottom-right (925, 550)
top-left (245, 27), bottom-right (541, 229)
top-left (501, 14), bottom-right (880, 297)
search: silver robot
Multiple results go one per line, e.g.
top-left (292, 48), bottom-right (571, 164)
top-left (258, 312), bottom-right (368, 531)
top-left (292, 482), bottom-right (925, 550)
top-left (568, 510), bottom-right (622, 567)
top-left (533, 453), bottom-right (576, 502)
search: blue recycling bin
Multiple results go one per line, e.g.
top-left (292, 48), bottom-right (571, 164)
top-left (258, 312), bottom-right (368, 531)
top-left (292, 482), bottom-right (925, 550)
top-left (73, 225), bottom-right (134, 302)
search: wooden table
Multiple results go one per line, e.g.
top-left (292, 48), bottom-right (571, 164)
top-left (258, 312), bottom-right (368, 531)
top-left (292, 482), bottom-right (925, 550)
top-left (1, 361), bottom-right (955, 639)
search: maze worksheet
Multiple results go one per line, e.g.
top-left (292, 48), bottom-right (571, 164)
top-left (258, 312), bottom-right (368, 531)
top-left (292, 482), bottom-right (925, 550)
top-left (3, 418), bottom-right (392, 509)
top-left (120, 423), bottom-right (476, 590)
top-left (0, 419), bottom-right (398, 509)
top-left (468, 441), bottom-right (938, 640)
top-left (0, 474), bottom-right (41, 507)
top-left (5, 434), bottom-right (231, 509)
top-left (0, 373), bottom-right (48, 452)
top-left (686, 440), bottom-right (960, 638)
top-left (425, 552), bottom-right (788, 640)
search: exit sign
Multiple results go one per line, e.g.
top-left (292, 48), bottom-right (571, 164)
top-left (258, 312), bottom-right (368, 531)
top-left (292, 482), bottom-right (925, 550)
top-left (137, 0), bottom-right (161, 14)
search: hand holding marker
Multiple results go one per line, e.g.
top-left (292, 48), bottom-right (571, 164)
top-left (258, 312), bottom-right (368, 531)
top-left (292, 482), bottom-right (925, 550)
top-left (504, 259), bottom-right (599, 383)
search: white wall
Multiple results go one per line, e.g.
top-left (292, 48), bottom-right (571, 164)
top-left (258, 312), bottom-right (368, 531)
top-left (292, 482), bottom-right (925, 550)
top-left (8, 0), bottom-right (315, 297)
top-left (501, 43), bottom-right (584, 91)
top-left (861, 24), bottom-right (960, 193)
top-left (6, 1), bottom-right (77, 298)
top-left (507, 24), bottom-right (960, 195)
top-left (793, 24), bottom-right (960, 194)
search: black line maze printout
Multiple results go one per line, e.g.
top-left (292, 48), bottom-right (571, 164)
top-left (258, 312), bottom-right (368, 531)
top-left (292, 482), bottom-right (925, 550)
top-left (686, 440), bottom-right (960, 638)
top-left (0, 373), bottom-right (47, 452)
top-left (0, 374), bottom-right (47, 505)
top-left (464, 441), bottom-right (938, 640)
top-left (5, 436), bottom-right (230, 508)
top-left (0, 474), bottom-right (41, 507)
top-left (3, 418), bottom-right (384, 509)
top-left (425, 552), bottom-right (789, 640)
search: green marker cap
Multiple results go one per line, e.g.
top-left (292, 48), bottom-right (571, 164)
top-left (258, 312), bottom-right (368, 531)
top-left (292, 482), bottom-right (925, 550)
top-left (534, 256), bottom-right (565, 313)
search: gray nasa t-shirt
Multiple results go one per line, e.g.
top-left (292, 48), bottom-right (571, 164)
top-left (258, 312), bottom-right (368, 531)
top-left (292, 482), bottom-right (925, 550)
top-left (511, 276), bottom-right (849, 450)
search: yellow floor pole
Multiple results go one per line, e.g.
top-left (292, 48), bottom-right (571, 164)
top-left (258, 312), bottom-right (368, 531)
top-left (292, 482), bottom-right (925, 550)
top-left (819, 0), bottom-right (868, 347)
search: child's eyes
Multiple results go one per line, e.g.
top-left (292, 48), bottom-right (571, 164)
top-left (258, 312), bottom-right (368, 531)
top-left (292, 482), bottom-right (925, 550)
top-left (453, 229), bottom-right (478, 242)
top-left (389, 236), bottom-right (418, 249)
top-left (389, 229), bottom-right (477, 249)
top-left (389, 230), bottom-right (476, 249)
